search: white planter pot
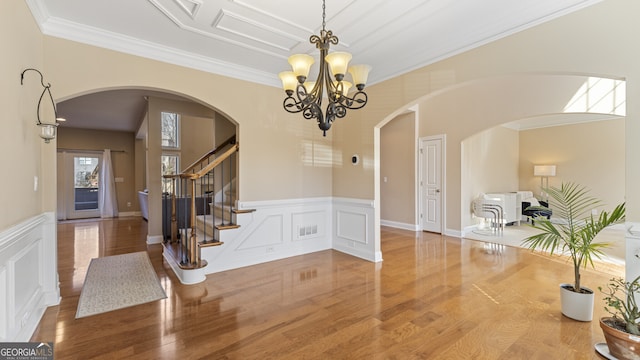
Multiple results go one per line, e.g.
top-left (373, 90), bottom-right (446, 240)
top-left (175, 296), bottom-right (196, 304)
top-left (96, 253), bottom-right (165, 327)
top-left (560, 283), bottom-right (594, 321)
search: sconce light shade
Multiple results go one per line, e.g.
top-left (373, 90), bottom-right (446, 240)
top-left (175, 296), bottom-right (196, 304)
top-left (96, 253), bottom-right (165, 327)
top-left (534, 165), bottom-right (556, 177)
top-left (38, 123), bottom-right (58, 143)
top-left (20, 68), bottom-right (62, 144)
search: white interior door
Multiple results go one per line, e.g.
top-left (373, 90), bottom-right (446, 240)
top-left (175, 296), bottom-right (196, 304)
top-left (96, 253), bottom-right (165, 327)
top-left (61, 152), bottom-right (102, 219)
top-left (420, 137), bottom-right (443, 233)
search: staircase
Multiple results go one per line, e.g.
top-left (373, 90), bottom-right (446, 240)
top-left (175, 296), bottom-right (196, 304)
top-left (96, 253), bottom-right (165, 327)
top-left (162, 135), bottom-right (251, 284)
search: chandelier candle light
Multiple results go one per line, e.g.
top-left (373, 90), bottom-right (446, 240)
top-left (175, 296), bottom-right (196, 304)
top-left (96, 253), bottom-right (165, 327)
top-left (279, 0), bottom-right (371, 136)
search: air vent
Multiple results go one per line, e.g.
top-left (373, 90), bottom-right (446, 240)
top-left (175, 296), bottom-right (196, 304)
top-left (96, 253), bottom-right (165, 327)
top-left (298, 225), bottom-right (318, 238)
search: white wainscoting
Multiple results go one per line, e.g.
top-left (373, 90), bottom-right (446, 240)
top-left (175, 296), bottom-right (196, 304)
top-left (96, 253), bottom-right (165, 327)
top-left (0, 212), bottom-right (60, 342)
top-left (201, 197), bottom-right (334, 274)
top-left (626, 222), bottom-right (640, 282)
top-left (332, 197), bottom-right (380, 262)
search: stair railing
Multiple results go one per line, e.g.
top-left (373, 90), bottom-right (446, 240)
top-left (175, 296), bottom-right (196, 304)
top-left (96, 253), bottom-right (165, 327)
top-left (162, 135), bottom-right (238, 268)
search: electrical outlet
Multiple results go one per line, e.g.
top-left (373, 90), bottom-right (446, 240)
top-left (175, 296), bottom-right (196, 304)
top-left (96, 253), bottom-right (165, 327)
top-left (127, 202), bottom-right (132, 207)
top-left (266, 247), bottom-right (274, 253)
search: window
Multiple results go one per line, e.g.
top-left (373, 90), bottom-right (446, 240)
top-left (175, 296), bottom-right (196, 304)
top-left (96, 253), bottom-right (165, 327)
top-left (161, 154), bottom-right (179, 175)
top-left (161, 112), bottom-right (180, 149)
top-left (74, 157), bottom-right (99, 188)
top-left (161, 154), bottom-right (180, 194)
top-left (564, 77), bottom-right (626, 116)
top-left (78, 157), bottom-right (93, 165)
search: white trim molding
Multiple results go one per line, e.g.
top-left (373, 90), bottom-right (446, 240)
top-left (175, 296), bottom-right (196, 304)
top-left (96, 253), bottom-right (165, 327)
top-left (332, 197), bottom-right (380, 262)
top-left (196, 197), bottom-right (381, 275)
top-left (380, 219), bottom-right (420, 231)
top-left (147, 234), bottom-right (164, 245)
top-left (626, 222), bottom-right (640, 283)
top-left (201, 197), bottom-right (333, 274)
top-left (0, 212), bottom-right (60, 342)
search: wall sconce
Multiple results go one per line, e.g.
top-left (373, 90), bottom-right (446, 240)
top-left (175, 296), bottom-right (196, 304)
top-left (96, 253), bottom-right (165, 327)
top-left (20, 68), bottom-right (65, 143)
top-left (533, 165), bottom-right (556, 201)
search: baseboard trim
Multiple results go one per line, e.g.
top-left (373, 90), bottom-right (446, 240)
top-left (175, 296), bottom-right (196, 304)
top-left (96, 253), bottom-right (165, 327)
top-left (444, 228), bottom-right (462, 238)
top-left (380, 219), bottom-right (419, 231)
top-left (162, 250), bottom-right (206, 285)
top-left (118, 211), bottom-right (141, 218)
top-left (147, 235), bottom-right (163, 244)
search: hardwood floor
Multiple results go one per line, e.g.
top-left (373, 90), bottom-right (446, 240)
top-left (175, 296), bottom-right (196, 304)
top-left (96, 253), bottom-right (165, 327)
top-left (31, 217), bottom-right (619, 359)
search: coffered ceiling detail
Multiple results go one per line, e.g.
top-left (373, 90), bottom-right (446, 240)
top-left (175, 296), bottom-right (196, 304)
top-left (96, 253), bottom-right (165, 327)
top-left (27, 0), bottom-right (603, 88)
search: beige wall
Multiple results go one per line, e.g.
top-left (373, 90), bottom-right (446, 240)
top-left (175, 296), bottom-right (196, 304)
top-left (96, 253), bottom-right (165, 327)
top-left (334, 0), bottom-right (640, 232)
top-left (461, 126), bottom-right (519, 228)
top-left (215, 113), bottom-right (236, 147)
top-left (178, 115), bottom-right (214, 169)
top-left (57, 128), bottom-right (136, 213)
top-left (44, 38), bottom-right (334, 207)
top-left (380, 112), bottom-right (416, 225)
top-left (519, 119), bottom-right (625, 210)
top-left (5, 0), bottom-right (640, 241)
top-left (0, 0), bottom-right (49, 229)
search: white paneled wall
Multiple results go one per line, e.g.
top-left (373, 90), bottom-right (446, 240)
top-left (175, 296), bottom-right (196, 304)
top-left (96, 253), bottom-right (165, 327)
top-left (201, 197), bottom-right (332, 274)
top-left (626, 222), bottom-right (640, 282)
top-left (333, 198), bottom-right (380, 262)
top-left (0, 212), bottom-right (60, 341)
top-left (197, 197), bottom-right (379, 276)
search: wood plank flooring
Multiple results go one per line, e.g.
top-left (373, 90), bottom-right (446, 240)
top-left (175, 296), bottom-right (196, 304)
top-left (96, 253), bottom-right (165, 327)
top-left (31, 218), bottom-right (619, 359)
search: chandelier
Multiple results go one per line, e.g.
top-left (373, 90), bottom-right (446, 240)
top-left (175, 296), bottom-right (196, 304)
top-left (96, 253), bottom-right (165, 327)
top-left (279, 0), bottom-right (371, 136)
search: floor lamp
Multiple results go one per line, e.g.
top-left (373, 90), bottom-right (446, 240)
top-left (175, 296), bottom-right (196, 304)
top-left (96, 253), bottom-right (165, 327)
top-left (534, 165), bottom-right (556, 202)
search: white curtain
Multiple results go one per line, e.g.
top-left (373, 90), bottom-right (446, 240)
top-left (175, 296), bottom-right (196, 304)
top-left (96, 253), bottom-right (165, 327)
top-left (99, 149), bottom-right (119, 218)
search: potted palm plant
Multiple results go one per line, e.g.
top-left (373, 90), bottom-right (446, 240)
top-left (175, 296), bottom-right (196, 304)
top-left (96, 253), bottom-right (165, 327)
top-left (522, 182), bottom-right (625, 321)
top-left (598, 275), bottom-right (640, 359)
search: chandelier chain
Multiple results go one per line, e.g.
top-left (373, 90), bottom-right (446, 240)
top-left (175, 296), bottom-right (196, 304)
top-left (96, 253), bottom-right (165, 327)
top-left (322, 0), bottom-right (326, 31)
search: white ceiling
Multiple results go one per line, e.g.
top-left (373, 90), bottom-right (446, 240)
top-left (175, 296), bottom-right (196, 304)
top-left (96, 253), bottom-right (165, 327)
top-left (25, 0), bottom-right (605, 132)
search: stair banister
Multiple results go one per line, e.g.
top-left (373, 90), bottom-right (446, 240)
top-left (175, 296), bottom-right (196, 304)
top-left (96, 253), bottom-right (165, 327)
top-left (161, 136), bottom-right (239, 271)
top-left (181, 135), bottom-right (236, 174)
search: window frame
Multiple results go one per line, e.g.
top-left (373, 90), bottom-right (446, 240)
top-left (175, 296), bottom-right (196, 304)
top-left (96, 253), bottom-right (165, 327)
top-left (161, 153), bottom-right (181, 194)
top-left (161, 111), bottom-right (181, 150)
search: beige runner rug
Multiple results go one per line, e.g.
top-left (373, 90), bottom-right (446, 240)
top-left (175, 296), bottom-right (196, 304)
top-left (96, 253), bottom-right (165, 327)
top-left (76, 251), bottom-right (167, 319)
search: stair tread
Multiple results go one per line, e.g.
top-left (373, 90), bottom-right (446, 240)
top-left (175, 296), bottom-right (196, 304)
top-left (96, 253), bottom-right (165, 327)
top-left (199, 240), bottom-right (224, 248)
top-left (216, 224), bottom-right (240, 230)
top-left (196, 214), bottom-right (223, 227)
top-left (234, 208), bottom-right (256, 214)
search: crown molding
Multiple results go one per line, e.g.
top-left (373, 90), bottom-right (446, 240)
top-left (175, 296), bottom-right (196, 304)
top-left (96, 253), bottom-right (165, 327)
top-left (39, 16), bottom-right (281, 88)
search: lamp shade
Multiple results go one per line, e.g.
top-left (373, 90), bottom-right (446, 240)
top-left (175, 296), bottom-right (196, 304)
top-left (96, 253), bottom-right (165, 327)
top-left (325, 51), bottom-right (352, 78)
top-left (288, 54), bottom-right (314, 80)
top-left (331, 80), bottom-right (352, 95)
top-left (279, 71), bottom-right (298, 92)
top-left (534, 165), bottom-right (556, 177)
top-left (303, 81), bottom-right (316, 93)
top-left (38, 123), bottom-right (58, 143)
top-left (348, 64), bottom-right (372, 88)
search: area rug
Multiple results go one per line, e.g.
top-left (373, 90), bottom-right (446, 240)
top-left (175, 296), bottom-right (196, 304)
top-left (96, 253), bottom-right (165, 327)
top-left (76, 251), bottom-right (167, 318)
